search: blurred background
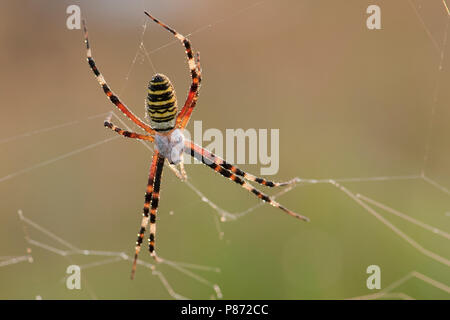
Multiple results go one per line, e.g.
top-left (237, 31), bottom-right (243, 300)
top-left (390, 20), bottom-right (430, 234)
top-left (0, 0), bottom-right (449, 299)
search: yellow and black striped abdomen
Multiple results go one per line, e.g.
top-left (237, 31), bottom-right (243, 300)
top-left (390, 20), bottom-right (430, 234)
top-left (147, 74), bottom-right (178, 131)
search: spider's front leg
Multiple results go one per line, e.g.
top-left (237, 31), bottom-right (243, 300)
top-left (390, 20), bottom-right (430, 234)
top-left (147, 155), bottom-right (165, 263)
top-left (186, 141), bottom-right (299, 187)
top-left (131, 152), bottom-right (158, 279)
top-left (131, 152), bottom-right (164, 279)
top-left (185, 140), bottom-right (309, 222)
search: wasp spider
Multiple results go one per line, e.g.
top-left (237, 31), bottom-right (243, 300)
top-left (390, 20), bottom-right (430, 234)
top-left (83, 11), bottom-right (309, 279)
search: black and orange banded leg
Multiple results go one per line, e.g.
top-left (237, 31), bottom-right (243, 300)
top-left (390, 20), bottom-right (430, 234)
top-left (177, 51), bottom-right (202, 128)
top-left (104, 118), bottom-right (154, 142)
top-left (186, 141), bottom-right (299, 187)
top-left (131, 151), bottom-right (159, 280)
top-left (144, 11), bottom-right (201, 129)
top-left (148, 155), bottom-right (165, 261)
top-left (83, 20), bottom-right (155, 135)
top-left (187, 144), bottom-right (309, 222)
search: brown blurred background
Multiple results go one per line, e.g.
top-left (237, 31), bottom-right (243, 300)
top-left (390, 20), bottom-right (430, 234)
top-left (0, 0), bottom-right (449, 299)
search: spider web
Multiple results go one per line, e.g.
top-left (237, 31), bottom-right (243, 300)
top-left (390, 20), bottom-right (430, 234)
top-left (1, 0), bottom-right (449, 299)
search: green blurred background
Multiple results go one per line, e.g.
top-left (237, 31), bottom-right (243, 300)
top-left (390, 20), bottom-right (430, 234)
top-left (0, 0), bottom-right (449, 299)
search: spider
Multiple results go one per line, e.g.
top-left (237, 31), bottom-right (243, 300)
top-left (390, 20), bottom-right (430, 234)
top-left (83, 11), bottom-right (309, 279)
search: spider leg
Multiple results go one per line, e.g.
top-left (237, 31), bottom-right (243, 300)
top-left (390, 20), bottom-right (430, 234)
top-left (177, 52), bottom-right (202, 127)
top-left (148, 155), bottom-right (165, 262)
top-left (187, 143), bottom-right (309, 222)
top-left (144, 11), bottom-right (201, 129)
top-left (82, 20), bottom-right (155, 135)
top-left (177, 52), bottom-right (202, 128)
top-left (104, 116), bottom-right (154, 142)
top-left (186, 141), bottom-right (299, 187)
top-left (196, 52), bottom-right (202, 77)
top-left (131, 151), bottom-right (160, 279)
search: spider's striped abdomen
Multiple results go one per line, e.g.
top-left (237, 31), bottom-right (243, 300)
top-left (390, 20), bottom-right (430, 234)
top-left (147, 74), bottom-right (178, 131)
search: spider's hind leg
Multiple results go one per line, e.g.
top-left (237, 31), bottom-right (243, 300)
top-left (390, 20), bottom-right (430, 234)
top-left (82, 20), bottom-right (155, 135)
top-left (144, 11), bottom-right (201, 130)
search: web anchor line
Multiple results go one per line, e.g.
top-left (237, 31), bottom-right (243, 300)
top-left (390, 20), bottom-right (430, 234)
top-left (11, 210), bottom-right (222, 300)
top-left (348, 271), bottom-right (450, 300)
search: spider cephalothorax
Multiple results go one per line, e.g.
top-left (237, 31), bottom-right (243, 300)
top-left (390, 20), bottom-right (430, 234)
top-left (147, 73), bottom-right (178, 131)
top-left (154, 129), bottom-right (185, 165)
top-left (84, 11), bottom-right (308, 280)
